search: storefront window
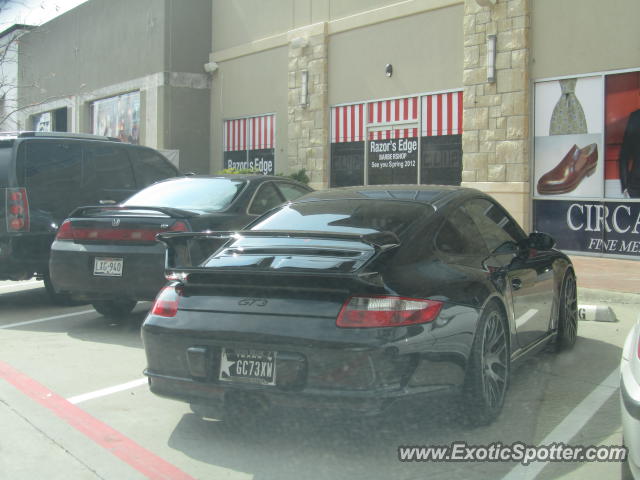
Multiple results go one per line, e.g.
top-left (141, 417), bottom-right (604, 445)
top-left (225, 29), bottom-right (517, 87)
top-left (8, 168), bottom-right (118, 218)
top-left (91, 91), bottom-right (140, 144)
top-left (330, 91), bottom-right (462, 187)
top-left (533, 70), bottom-right (640, 258)
top-left (223, 114), bottom-right (275, 175)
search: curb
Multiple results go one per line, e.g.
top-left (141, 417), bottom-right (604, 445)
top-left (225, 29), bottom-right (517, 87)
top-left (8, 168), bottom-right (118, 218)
top-left (577, 304), bottom-right (617, 322)
top-left (578, 287), bottom-right (640, 305)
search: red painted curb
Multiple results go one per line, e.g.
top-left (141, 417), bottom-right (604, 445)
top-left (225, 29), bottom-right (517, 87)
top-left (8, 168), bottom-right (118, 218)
top-left (0, 361), bottom-right (196, 480)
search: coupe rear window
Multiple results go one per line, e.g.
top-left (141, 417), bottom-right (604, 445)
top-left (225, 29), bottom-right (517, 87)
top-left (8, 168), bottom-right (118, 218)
top-left (122, 177), bottom-right (246, 212)
top-left (251, 199), bottom-right (432, 237)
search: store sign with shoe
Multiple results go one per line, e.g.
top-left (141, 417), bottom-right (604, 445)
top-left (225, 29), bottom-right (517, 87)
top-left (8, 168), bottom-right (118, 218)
top-left (533, 70), bottom-right (640, 258)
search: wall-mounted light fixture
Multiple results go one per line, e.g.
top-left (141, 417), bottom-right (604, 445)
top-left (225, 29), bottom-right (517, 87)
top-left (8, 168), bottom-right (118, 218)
top-left (290, 36), bottom-right (308, 49)
top-left (385, 64), bottom-right (393, 77)
top-left (300, 70), bottom-right (309, 107)
top-left (486, 34), bottom-right (496, 83)
top-left (204, 61), bottom-right (219, 73)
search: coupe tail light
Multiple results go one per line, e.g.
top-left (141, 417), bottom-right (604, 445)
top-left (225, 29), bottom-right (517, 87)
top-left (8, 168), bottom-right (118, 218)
top-left (54, 219), bottom-right (190, 242)
top-left (6, 188), bottom-right (29, 232)
top-left (150, 285), bottom-right (182, 317)
top-left (55, 219), bottom-right (74, 241)
top-left (336, 295), bottom-right (443, 328)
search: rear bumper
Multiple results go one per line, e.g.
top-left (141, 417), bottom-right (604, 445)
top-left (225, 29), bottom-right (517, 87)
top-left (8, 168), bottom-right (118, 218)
top-left (141, 302), bottom-right (478, 414)
top-left (145, 369), bottom-right (458, 415)
top-left (49, 240), bottom-right (167, 301)
top-left (0, 234), bottom-right (53, 279)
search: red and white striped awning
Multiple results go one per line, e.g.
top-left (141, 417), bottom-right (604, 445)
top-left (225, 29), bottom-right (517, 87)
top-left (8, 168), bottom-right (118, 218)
top-left (224, 114), bottom-right (275, 152)
top-left (224, 118), bottom-right (247, 152)
top-left (331, 104), bottom-right (365, 143)
top-left (368, 97), bottom-right (419, 125)
top-left (249, 114), bottom-right (275, 150)
top-left (331, 91), bottom-right (463, 144)
top-left (421, 91), bottom-right (463, 136)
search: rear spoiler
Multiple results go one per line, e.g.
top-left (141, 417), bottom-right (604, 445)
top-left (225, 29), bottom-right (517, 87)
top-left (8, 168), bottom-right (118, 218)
top-left (69, 205), bottom-right (197, 218)
top-left (156, 229), bottom-right (401, 273)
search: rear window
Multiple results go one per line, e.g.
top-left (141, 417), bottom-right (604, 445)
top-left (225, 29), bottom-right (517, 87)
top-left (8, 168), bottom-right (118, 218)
top-left (18, 141), bottom-right (82, 190)
top-left (131, 148), bottom-right (178, 187)
top-left (251, 199), bottom-right (432, 237)
top-left (122, 177), bottom-right (246, 212)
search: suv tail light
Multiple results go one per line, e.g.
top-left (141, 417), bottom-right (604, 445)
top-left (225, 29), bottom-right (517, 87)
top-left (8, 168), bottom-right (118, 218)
top-left (150, 285), bottom-right (182, 317)
top-left (336, 295), bottom-right (443, 328)
top-left (6, 188), bottom-right (29, 232)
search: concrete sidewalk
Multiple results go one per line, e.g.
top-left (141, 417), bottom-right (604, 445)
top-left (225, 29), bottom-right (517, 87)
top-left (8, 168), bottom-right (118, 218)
top-left (570, 255), bottom-right (640, 295)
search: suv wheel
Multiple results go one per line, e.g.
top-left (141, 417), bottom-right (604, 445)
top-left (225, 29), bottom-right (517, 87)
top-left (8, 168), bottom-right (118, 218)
top-left (91, 299), bottom-right (137, 318)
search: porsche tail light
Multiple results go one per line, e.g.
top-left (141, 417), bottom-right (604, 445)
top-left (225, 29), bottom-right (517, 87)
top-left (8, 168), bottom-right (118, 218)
top-left (336, 295), bottom-right (443, 328)
top-left (6, 188), bottom-right (29, 232)
top-left (151, 285), bottom-right (182, 317)
top-left (168, 221), bottom-right (189, 232)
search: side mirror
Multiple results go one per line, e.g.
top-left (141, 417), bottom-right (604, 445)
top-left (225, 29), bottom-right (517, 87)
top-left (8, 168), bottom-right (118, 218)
top-left (528, 232), bottom-right (555, 251)
top-left (482, 240), bottom-right (519, 271)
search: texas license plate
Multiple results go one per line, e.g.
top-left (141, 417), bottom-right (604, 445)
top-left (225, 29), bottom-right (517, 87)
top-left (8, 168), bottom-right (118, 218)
top-left (219, 348), bottom-right (276, 385)
top-left (93, 257), bottom-right (123, 276)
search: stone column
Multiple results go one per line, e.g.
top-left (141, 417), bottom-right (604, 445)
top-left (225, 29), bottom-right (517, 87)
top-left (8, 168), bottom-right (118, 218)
top-left (462, 0), bottom-right (531, 228)
top-left (287, 22), bottom-right (329, 189)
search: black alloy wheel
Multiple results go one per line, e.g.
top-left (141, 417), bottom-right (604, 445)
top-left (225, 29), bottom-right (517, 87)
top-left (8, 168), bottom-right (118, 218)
top-left (91, 299), bottom-right (137, 319)
top-left (463, 302), bottom-right (510, 426)
top-left (555, 272), bottom-right (578, 351)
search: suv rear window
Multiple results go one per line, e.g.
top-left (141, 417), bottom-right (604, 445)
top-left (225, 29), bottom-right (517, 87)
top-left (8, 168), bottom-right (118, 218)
top-left (132, 148), bottom-right (178, 187)
top-left (251, 199), bottom-right (432, 238)
top-left (19, 141), bottom-right (82, 192)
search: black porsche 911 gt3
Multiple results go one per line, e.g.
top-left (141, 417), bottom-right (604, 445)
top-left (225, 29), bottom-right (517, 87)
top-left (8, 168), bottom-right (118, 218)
top-left (141, 185), bottom-right (578, 426)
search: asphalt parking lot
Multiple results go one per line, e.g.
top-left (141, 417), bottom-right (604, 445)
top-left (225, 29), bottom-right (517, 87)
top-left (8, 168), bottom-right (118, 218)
top-left (0, 279), bottom-right (636, 480)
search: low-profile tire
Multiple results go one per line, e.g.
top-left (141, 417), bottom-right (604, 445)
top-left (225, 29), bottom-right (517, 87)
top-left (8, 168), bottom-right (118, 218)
top-left (462, 301), bottom-right (510, 427)
top-left (555, 271), bottom-right (578, 351)
top-left (91, 299), bottom-right (137, 318)
top-left (43, 273), bottom-right (75, 306)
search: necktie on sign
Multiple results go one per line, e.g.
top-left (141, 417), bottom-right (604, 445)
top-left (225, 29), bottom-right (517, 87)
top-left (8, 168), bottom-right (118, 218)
top-left (549, 78), bottom-right (588, 136)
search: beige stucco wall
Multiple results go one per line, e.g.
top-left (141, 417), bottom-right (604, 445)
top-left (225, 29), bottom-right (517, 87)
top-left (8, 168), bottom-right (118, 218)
top-left (210, 46), bottom-right (289, 172)
top-left (209, 0), bottom-right (464, 175)
top-left (328, 4), bottom-right (463, 105)
top-left (531, 0), bottom-right (640, 79)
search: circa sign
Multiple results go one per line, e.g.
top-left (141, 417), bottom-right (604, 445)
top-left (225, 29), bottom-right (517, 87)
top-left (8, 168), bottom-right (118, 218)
top-left (534, 199), bottom-right (640, 256)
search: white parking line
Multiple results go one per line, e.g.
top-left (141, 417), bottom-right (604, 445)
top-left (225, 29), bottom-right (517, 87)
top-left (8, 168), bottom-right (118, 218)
top-left (67, 378), bottom-right (148, 404)
top-left (0, 309), bottom-right (96, 329)
top-left (515, 309), bottom-right (538, 329)
top-left (0, 281), bottom-right (42, 290)
top-left (502, 367), bottom-right (620, 480)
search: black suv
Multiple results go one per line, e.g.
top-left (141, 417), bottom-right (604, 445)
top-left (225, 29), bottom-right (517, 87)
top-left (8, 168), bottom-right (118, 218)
top-left (0, 132), bottom-right (180, 299)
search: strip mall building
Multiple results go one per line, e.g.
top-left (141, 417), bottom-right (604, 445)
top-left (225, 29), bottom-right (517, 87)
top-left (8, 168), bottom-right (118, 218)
top-left (16, 0), bottom-right (640, 259)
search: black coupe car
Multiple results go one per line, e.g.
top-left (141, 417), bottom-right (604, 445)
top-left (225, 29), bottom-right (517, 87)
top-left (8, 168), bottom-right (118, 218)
top-left (141, 186), bottom-right (578, 425)
top-left (49, 175), bottom-right (312, 317)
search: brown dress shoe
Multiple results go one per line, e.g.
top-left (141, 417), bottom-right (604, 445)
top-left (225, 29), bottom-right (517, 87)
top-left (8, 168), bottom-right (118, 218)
top-left (537, 143), bottom-right (598, 195)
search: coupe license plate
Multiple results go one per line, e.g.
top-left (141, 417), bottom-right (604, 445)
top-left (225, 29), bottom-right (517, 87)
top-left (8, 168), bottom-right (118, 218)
top-left (219, 348), bottom-right (276, 385)
top-left (93, 257), bottom-right (123, 277)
